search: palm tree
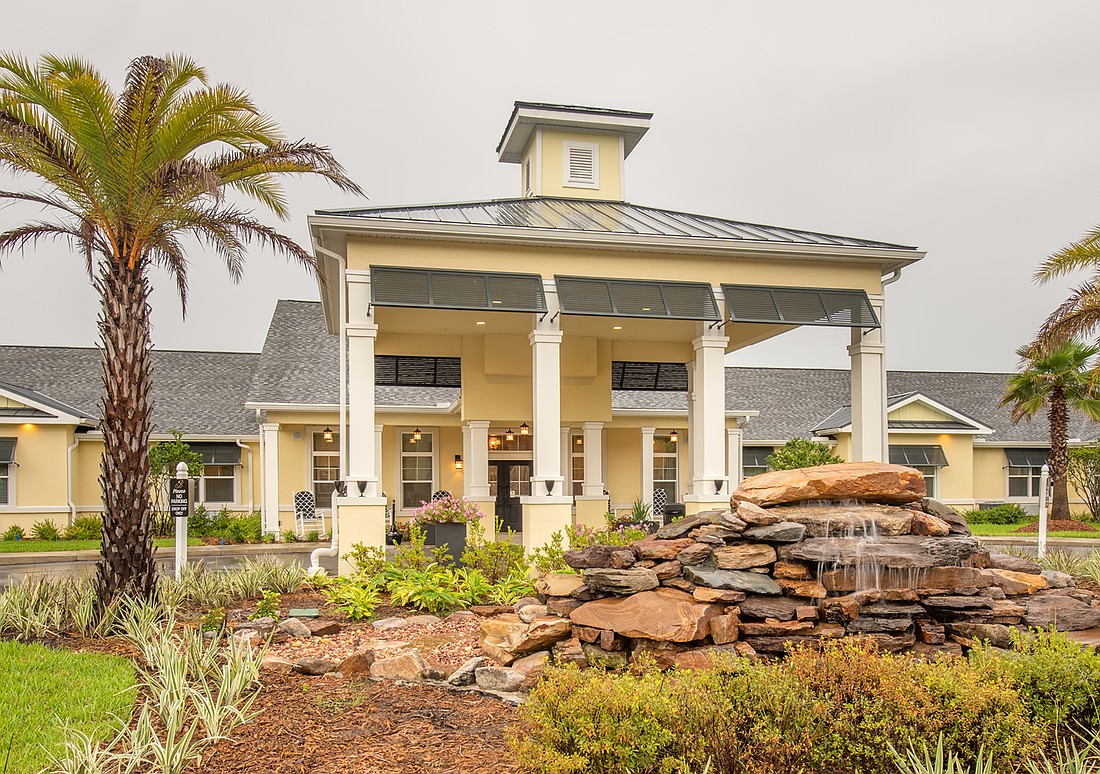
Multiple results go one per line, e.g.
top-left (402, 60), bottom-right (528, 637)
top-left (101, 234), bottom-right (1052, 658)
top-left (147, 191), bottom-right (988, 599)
top-left (1001, 340), bottom-right (1100, 521)
top-left (0, 54), bottom-right (362, 605)
top-left (1035, 225), bottom-right (1100, 347)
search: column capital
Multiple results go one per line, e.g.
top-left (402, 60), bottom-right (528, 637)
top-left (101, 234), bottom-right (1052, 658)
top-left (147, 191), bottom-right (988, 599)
top-left (261, 422), bottom-right (280, 432)
top-left (640, 426), bottom-right (656, 435)
top-left (582, 421), bottom-right (605, 431)
top-left (529, 329), bottom-right (564, 346)
top-left (692, 333), bottom-right (729, 350)
top-left (847, 342), bottom-right (885, 356)
top-left (465, 419), bottom-right (492, 430)
top-left (347, 323), bottom-right (379, 338)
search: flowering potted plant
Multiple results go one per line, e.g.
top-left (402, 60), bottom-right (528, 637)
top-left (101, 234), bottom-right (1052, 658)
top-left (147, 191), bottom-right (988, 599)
top-left (410, 495), bottom-right (484, 565)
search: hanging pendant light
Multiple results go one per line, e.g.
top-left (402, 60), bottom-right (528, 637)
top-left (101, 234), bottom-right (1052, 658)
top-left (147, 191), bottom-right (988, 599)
top-left (412, 427), bottom-right (422, 442)
top-left (519, 422), bottom-right (530, 436)
top-left (669, 429), bottom-right (679, 444)
top-left (489, 435), bottom-right (500, 449)
top-left (322, 427), bottom-right (334, 443)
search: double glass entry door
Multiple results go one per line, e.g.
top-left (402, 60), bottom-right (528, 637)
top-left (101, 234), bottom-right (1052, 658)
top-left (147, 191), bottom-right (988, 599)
top-left (489, 461), bottom-right (531, 533)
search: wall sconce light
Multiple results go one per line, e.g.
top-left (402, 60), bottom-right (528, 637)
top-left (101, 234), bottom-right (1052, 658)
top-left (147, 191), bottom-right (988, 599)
top-left (412, 427), bottom-right (422, 442)
top-left (322, 427), bottom-right (334, 443)
top-left (505, 428), bottom-right (516, 442)
top-left (454, 455), bottom-right (464, 471)
top-left (669, 430), bottom-right (679, 443)
top-left (519, 422), bottom-right (530, 436)
top-left (489, 435), bottom-right (500, 449)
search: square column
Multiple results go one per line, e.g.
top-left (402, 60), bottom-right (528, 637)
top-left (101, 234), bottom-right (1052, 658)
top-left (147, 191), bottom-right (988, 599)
top-left (462, 420), bottom-right (496, 536)
top-left (849, 294), bottom-right (887, 462)
top-left (640, 426), bottom-right (655, 509)
top-left (686, 333), bottom-right (730, 503)
top-left (574, 422), bottom-right (609, 529)
top-left (261, 422), bottom-right (280, 535)
top-left (347, 274), bottom-right (380, 497)
top-left (727, 425), bottom-right (744, 487)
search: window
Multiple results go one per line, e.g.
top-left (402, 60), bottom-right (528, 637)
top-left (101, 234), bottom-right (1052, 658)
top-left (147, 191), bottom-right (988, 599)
top-left (571, 434), bottom-right (584, 496)
top-left (889, 445), bottom-right (948, 500)
top-left (188, 442), bottom-right (239, 505)
top-left (653, 435), bottom-right (678, 503)
top-left (1006, 449), bottom-right (1047, 498)
top-left (912, 466), bottom-right (938, 499)
top-left (0, 437), bottom-right (13, 506)
top-left (563, 141), bottom-right (598, 189)
top-left (400, 430), bottom-right (435, 509)
top-left (312, 432), bottom-right (340, 504)
top-left (487, 430), bottom-right (533, 453)
top-left (742, 447), bottom-right (773, 479)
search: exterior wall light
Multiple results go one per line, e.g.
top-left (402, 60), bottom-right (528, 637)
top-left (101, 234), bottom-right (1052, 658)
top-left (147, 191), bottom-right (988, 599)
top-left (519, 422), bottom-right (530, 436)
top-left (454, 455), bottom-right (463, 470)
top-left (489, 435), bottom-right (500, 449)
top-left (322, 427), bottom-right (334, 442)
top-left (413, 427), bottom-right (422, 441)
top-left (505, 428), bottom-right (516, 442)
top-left (669, 429), bottom-right (679, 443)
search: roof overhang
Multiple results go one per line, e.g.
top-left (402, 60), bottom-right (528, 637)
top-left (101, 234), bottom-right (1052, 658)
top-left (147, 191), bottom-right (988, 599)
top-left (245, 400), bottom-right (461, 415)
top-left (496, 102), bottom-right (653, 163)
top-left (814, 392), bottom-right (993, 436)
top-left (0, 383), bottom-right (96, 426)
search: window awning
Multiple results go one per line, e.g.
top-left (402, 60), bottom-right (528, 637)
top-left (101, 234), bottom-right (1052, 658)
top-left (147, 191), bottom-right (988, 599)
top-left (370, 266), bottom-right (546, 313)
top-left (743, 447), bottom-right (773, 467)
top-left (189, 442), bottom-right (241, 466)
top-left (375, 356), bottom-right (461, 387)
top-left (611, 361), bottom-right (688, 391)
top-left (1006, 449), bottom-right (1048, 467)
top-left (555, 276), bottom-right (720, 321)
top-left (0, 437), bottom-right (15, 464)
top-left (889, 445), bottom-right (948, 467)
top-left (723, 285), bottom-right (880, 328)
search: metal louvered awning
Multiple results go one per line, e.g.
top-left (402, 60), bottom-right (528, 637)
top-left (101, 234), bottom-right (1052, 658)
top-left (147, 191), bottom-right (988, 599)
top-left (370, 266), bottom-right (546, 313)
top-left (1005, 449), bottom-right (1048, 467)
top-left (723, 285), bottom-right (880, 328)
top-left (611, 362), bottom-right (688, 391)
top-left (0, 437), bottom-right (15, 464)
top-left (556, 276), bottom-right (720, 320)
top-left (889, 445), bottom-right (948, 467)
top-left (742, 447), bottom-right (773, 468)
top-left (188, 442), bottom-right (241, 466)
top-left (375, 356), bottom-right (461, 387)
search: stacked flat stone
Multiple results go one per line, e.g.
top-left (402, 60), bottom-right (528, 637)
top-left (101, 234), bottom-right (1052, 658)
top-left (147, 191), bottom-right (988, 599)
top-left (481, 462), bottom-right (1100, 669)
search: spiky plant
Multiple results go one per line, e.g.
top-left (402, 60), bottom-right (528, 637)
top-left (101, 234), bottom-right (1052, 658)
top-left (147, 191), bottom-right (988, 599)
top-left (0, 54), bottom-right (362, 605)
top-left (1001, 340), bottom-right (1100, 520)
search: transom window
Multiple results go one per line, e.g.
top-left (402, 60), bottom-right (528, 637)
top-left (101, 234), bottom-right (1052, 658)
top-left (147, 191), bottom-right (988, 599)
top-left (571, 434), bottom-right (584, 497)
top-left (653, 435), bottom-right (678, 504)
top-left (488, 430), bottom-right (533, 453)
top-left (312, 432), bottom-right (340, 504)
top-left (401, 431), bottom-right (435, 509)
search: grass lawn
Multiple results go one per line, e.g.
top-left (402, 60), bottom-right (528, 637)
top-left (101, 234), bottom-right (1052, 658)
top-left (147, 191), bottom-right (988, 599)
top-left (0, 640), bottom-right (136, 773)
top-left (969, 523), bottom-right (1100, 539)
top-left (0, 537), bottom-right (202, 554)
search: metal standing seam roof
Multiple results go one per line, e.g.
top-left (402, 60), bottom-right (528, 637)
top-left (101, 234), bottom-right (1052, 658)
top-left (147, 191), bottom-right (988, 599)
top-left (316, 197), bottom-right (916, 250)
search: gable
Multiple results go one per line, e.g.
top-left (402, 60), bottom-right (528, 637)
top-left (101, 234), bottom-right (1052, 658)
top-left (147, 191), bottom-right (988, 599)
top-left (888, 401), bottom-right (953, 423)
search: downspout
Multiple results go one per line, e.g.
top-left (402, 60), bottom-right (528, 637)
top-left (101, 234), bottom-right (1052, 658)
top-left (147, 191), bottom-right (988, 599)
top-left (881, 268), bottom-right (903, 287)
top-left (236, 439), bottom-right (254, 514)
top-left (66, 433), bottom-right (80, 525)
top-left (256, 409), bottom-right (266, 531)
top-left (311, 239), bottom-right (348, 575)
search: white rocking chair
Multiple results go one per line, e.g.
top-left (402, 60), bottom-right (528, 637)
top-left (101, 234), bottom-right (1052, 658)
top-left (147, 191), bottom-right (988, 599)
top-left (293, 490), bottom-right (328, 538)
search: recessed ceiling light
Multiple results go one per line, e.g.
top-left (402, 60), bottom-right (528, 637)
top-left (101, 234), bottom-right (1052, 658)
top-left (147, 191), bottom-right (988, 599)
top-left (613, 326), bottom-right (623, 330)
top-left (641, 307), bottom-right (651, 311)
top-left (491, 300), bottom-right (503, 304)
top-left (476, 321), bottom-right (487, 326)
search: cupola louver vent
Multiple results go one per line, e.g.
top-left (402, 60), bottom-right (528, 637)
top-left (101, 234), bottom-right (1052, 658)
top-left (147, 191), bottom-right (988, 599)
top-left (563, 141), bottom-right (598, 188)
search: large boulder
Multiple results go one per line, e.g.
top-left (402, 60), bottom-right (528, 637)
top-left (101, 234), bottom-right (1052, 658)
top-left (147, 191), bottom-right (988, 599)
top-left (762, 503), bottom-right (914, 537)
top-left (534, 573), bottom-right (586, 597)
top-left (631, 536), bottom-right (695, 561)
top-left (682, 565), bottom-right (783, 595)
top-left (583, 567), bottom-right (659, 595)
top-left (732, 461), bottom-right (926, 507)
top-left (923, 498), bottom-right (973, 536)
top-left (569, 588), bottom-right (724, 642)
top-left (564, 545), bottom-right (636, 570)
top-left (479, 614), bottom-right (572, 665)
top-left (781, 535), bottom-right (983, 569)
top-left (713, 543), bottom-right (777, 570)
top-left (1024, 595), bottom-right (1100, 630)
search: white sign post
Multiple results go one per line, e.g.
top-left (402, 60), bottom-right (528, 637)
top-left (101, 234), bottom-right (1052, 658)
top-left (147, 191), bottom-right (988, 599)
top-left (170, 461), bottom-right (192, 580)
top-left (1038, 463), bottom-right (1050, 560)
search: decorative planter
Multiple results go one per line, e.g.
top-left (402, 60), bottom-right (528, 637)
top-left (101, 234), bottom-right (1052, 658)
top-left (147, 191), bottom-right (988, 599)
top-left (421, 522), bottom-right (437, 547)
top-left (434, 521), bottom-right (467, 567)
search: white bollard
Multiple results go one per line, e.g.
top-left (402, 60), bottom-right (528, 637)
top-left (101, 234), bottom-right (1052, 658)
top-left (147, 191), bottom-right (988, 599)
top-left (1038, 464), bottom-right (1050, 559)
top-left (173, 461), bottom-right (191, 580)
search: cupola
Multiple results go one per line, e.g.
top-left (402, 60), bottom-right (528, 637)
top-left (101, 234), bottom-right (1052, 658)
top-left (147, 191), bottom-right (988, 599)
top-left (496, 101), bottom-right (652, 201)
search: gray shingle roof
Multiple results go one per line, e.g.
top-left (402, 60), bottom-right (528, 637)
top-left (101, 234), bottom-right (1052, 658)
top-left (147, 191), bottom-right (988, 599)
top-left (0, 346), bottom-right (260, 435)
top-left (317, 197), bottom-right (915, 250)
top-left (0, 381), bottom-right (96, 421)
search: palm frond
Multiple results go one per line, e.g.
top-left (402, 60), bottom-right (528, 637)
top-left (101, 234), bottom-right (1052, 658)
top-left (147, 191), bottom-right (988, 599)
top-left (1036, 223), bottom-right (1100, 282)
top-left (0, 221), bottom-right (96, 267)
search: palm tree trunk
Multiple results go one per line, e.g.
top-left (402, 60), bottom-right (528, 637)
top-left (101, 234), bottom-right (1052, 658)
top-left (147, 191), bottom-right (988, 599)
top-left (94, 255), bottom-right (156, 605)
top-left (1049, 386), bottom-right (1071, 521)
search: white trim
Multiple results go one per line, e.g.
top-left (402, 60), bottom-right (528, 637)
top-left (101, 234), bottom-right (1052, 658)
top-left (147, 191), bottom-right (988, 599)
top-left (0, 460), bottom-right (12, 509)
top-left (395, 427), bottom-right (438, 512)
top-left (0, 505), bottom-right (70, 514)
top-left (562, 140), bottom-right (599, 189)
top-left (618, 134), bottom-right (626, 201)
top-left (0, 385), bottom-right (95, 426)
top-left (535, 128), bottom-right (543, 197)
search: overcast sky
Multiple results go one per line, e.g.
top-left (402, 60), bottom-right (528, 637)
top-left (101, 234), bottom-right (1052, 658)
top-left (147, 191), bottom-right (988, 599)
top-left (2, 1), bottom-right (1099, 374)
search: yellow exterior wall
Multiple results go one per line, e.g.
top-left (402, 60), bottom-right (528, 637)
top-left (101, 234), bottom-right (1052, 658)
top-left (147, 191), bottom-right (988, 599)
top-left (605, 427), bottom-right (641, 506)
top-left (972, 446), bottom-right (1007, 502)
top-left (889, 403), bottom-right (952, 422)
top-left (0, 396), bottom-right (32, 409)
top-left (535, 129), bottom-right (623, 201)
top-left (0, 423), bottom-right (73, 531)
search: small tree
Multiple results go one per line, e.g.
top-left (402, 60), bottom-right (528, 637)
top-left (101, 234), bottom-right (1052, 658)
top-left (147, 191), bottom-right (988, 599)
top-left (1068, 445), bottom-right (1100, 520)
top-left (148, 430), bottom-right (203, 536)
top-left (766, 439), bottom-right (845, 471)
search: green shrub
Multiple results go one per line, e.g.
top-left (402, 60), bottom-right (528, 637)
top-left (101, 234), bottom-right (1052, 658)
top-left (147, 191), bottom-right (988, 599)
top-left (2, 524), bottom-right (25, 541)
top-left (531, 530), bottom-right (570, 573)
top-left (766, 439), bottom-right (844, 471)
top-left (961, 504), bottom-right (1031, 525)
top-left (250, 589), bottom-right (280, 620)
top-left (344, 542), bottom-right (387, 577)
top-left (323, 581), bottom-right (380, 621)
top-left (224, 512), bottom-right (262, 543)
top-left (970, 627), bottom-right (1100, 734)
top-left (63, 516), bottom-right (102, 541)
top-left (29, 519), bottom-right (61, 541)
top-left (567, 522), bottom-right (649, 548)
top-left (462, 518), bottom-right (528, 582)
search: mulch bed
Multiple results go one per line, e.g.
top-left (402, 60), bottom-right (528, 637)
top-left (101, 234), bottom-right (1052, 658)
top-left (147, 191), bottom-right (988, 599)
top-left (1014, 519), bottom-right (1098, 533)
top-left (199, 673), bottom-right (519, 773)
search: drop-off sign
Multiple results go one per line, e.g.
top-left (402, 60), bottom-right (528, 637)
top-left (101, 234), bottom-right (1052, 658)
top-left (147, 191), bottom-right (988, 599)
top-left (169, 478), bottom-right (190, 519)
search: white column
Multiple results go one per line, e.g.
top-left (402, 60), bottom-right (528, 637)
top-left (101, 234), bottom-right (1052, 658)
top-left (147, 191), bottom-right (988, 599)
top-left (640, 426), bottom-right (655, 509)
top-left (261, 422), bottom-right (280, 535)
top-left (463, 420), bottom-right (491, 499)
top-left (727, 425), bottom-right (744, 487)
top-left (849, 294), bottom-right (887, 462)
top-left (347, 274), bottom-right (379, 496)
top-left (582, 421), bottom-right (605, 497)
top-left (689, 333), bottom-right (730, 498)
top-left (560, 426), bottom-right (572, 493)
top-left (374, 424), bottom-right (383, 497)
top-left (530, 324), bottom-right (564, 497)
